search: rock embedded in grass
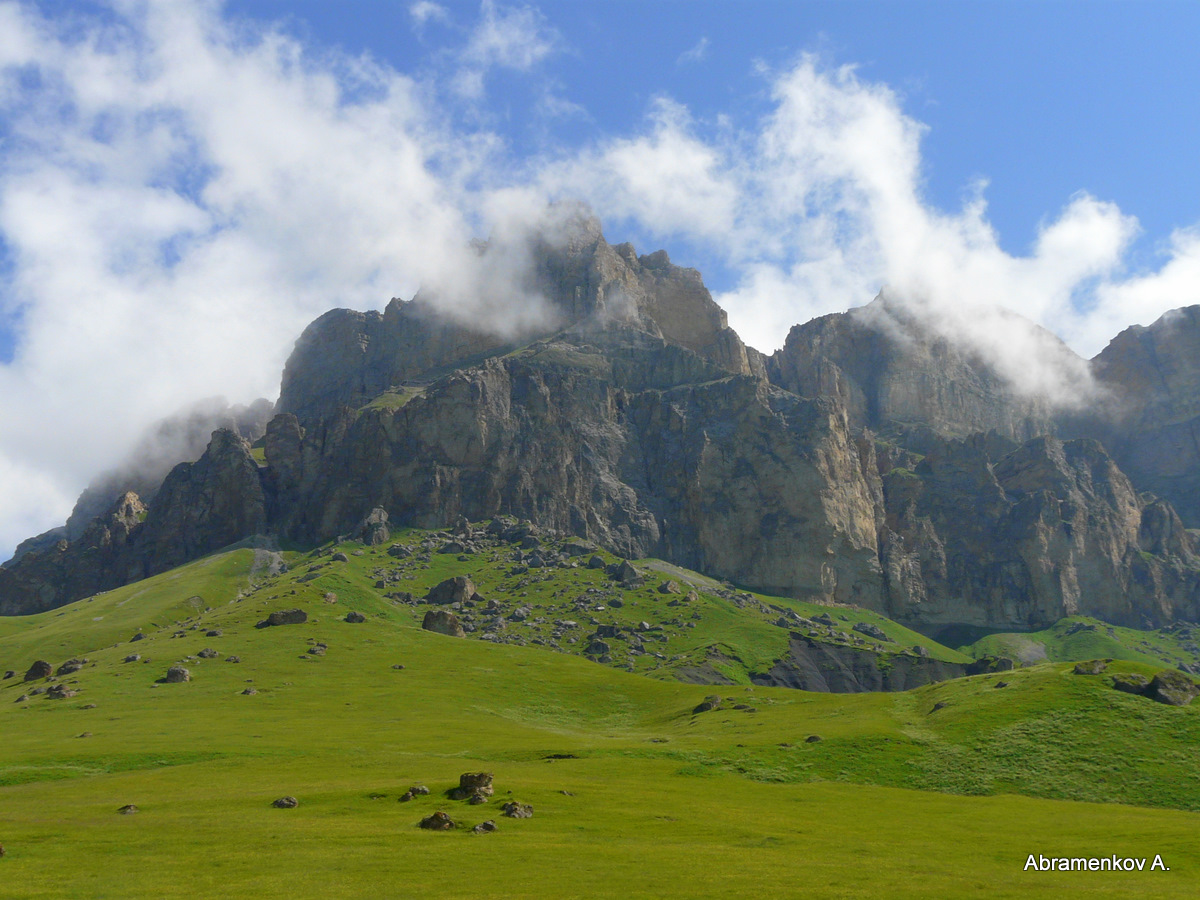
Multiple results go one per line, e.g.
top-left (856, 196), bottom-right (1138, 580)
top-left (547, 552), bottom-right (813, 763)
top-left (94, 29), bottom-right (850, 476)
top-left (693, 695), bottom-right (722, 714)
top-left (256, 609), bottom-right (307, 628)
top-left (471, 820), bottom-right (497, 834)
top-left (449, 773), bottom-right (494, 801)
top-left (56, 659), bottom-right (87, 676)
top-left (163, 666), bottom-right (191, 684)
top-left (1146, 670), bottom-right (1200, 706)
top-left (272, 797), bottom-right (299, 809)
top-left (118, 805), bottom-right (139, 815)
top-left (501, 802), bottom-right (533, 819)
top-left (344, 611), bottom-right (366, 623)
top-left (1112, 673), bottom-right (1151, 695)
top-left (418, 811), bottom-right (455, 830)
top-left (1073, 659), bottom-right (1110, 675)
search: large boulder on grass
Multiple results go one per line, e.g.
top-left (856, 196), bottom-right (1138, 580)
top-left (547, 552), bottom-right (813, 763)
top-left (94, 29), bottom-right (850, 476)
top-left (426, 576), bottom-right (477, 605)
top-left (422, 610), bottom-right (465, 637)
top-left (24, 660), bottom-right (52, 681)
top-left (1147, 670), bottom-right (1200, 706)
top-left (419, 811), bottom-right (456, 831)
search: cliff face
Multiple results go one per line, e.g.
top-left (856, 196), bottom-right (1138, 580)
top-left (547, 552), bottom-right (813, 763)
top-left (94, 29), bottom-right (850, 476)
top-left (4, 215), bottom-right (1200, 636)
top-left (1077, 306), bottom-right (1200, 526)
top-left (768, 295), bottom-right (1064, 445)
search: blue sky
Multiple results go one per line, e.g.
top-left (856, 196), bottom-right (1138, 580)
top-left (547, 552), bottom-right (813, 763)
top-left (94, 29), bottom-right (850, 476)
top-left (1, 0), bottom-right (1200, 557)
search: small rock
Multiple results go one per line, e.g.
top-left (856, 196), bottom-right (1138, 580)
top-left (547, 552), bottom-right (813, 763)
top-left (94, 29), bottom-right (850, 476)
top-left (76, 732), bottom-right (91, 738)
top-left (657, 580), bottom-right (682, 595)
top-left (226, 656), bottom-right (241, 663)
top-left (2, 670), bottom-right (13, 679)
top-left (852, 622), bottom-right (891, 642)
top-left (242, 688), bottom-right (258, 695)
top-left (256, 608), bottom-right (307, 628)
top-left (693, 695), bottom-right (722, 714)
top-left (418, 811), bottom-right (455, 830)
top-left (392, 664), bottom-right (406, 670)
top-left (471, 820), bottom-right (497, 834)
top-left (130, 633), bottom-right (146, 642)
top-left (345, 611), bottom-right (367, 623)
top-left (1073, 659), bottom-right (1109, 676)
top-left (930, 701), bottom-right (948, 713)
top-left (272, 796), bottom-right (299, 809)
top-left (805, 734), bottom-right (823, 743)
top-left (205, 630), bottom-right (223, 638)
top-left (994, 681), bottom-right (1009, 689)
top-left (197, 648), bottom-right (219, 659)
top-left (46, 684), bottom-right (78, 699)
top-left (501, 801), bottom-right (533, 819)
top-left (124, 654), bottom-right (141, 663)
top-left (118, 804), bottom-right (139, 814)
top-left (56, 658), bottom-right (87, 676)
top-left (912, 644), bottom-right (929, 657)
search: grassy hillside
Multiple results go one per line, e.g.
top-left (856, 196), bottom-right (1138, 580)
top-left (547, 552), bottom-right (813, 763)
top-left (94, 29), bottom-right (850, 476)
top-left (1, 534), bottom-right (1199, 897)
top-left (964, 616), bottom-right (1200, 670)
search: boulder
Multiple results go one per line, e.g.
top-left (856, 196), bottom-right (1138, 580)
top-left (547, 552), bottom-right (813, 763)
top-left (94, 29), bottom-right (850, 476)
top-left (1112, 673), bottom-right (1151, 695)
top-left (587, 555), bottom-right (606, 570)
top-left (56, 658), bottom-right (87, 676)
top-left (356, 507), bottom-right (390, 545)
top-left (966, 656), bottom-right (1014, 675)
top-left (163, 666), bottom-right (191, 683)
top-left (272, 796), bottom-right (299, 809)
top-left (426, 576), bottom-right (478, 605)
top-left (257, 608), bottom-right (308, 628)
top-left (46, 684), bottom-right (78, 699)
top-left (422, 610), bottom-right (465, 637)
top-left (23, 660), bottom-right (52, 682)
top-left (805, 734), bottom-right (823, 743)
top-left (418, 811), bottom-right (456, 831)
top-left (1146, 670), bottom-right (1200, 706)
top-left (693, 695), bottom-right (722, 713)
top-left (852, 622), bottom-right (890, 642)
top-left (501, 801), bottom-right (533, 819)
top-left (1073, 659), bottom-right (1109, 675)
top-left (449, 772), bottom-right (494, 801)
top-left (344, 611), bottom-right (367, 623)
top-left (471, 820), bottom-right (497, 834)
top-left (197, 648), bottom-right (219, 659)
top-left (657, 579), bottom-right (682, 594)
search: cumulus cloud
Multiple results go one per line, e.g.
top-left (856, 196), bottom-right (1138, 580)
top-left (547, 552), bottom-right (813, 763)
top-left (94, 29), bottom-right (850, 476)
top-left (0, 0), bottom-right (554, 557)
top-left (451, 0), bottom-right (559, 99)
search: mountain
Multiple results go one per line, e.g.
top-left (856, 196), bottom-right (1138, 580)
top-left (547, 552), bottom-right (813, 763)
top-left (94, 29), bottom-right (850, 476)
top-left (2, 210), bottom-right (1199, 638)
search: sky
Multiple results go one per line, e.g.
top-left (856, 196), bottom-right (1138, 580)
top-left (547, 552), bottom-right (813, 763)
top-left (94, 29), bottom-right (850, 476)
top-left (2, 0), bottom-right (1200, 559)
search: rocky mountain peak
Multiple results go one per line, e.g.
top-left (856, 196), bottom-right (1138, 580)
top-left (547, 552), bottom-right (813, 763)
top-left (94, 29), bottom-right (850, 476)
top-left (276, 205), bottom-right (759, 423)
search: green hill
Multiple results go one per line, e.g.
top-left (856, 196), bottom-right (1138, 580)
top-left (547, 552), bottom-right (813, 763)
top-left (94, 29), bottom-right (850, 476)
top-left (1, 533), bottom-right (1199, 898)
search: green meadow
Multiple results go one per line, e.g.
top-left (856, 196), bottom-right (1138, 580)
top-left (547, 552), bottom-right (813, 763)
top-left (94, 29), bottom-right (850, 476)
top-left (1, 535), bottom-right (1198, 897)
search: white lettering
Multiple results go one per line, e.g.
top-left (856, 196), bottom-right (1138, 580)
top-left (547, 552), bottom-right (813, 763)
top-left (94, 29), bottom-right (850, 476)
top-left (1151, 855), bottom-right (1168, 871)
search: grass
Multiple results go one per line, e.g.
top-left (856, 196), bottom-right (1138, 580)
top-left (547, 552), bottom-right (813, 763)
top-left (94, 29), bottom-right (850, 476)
top-left (964, 616), bottom-right (1200, 669)
top-left (1, 533), bottom-right (1199, 897)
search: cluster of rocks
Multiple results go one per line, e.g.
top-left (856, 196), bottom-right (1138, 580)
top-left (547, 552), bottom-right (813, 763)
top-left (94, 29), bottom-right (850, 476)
top-left (1110, 669), bottom-right (1200, 706)
top-left (408, 772), bottom-right (534, 834)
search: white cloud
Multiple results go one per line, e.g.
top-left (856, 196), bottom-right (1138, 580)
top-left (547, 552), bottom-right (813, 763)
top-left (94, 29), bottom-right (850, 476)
top-left (677, 37), bottom-right (709, 66)
top-left (452, 0), bottom-right (559, 100)
top-left (409, 1), bottom-right (450, 29)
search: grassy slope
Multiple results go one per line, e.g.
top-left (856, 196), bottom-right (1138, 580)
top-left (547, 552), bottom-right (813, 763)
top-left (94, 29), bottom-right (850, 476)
top-left (965, 616), bottom-right (1200, 670)
top-left (1, 544), bottom-right (1199, 897)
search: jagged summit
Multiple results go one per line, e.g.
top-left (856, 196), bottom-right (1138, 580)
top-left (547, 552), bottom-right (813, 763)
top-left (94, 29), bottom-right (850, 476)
top-left (276, 207), bottom-right (760, 424)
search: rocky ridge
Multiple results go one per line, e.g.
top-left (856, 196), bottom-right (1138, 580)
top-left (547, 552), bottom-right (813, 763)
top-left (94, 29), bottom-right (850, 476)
top-left (2, 211), bottom-right (1200, 636)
